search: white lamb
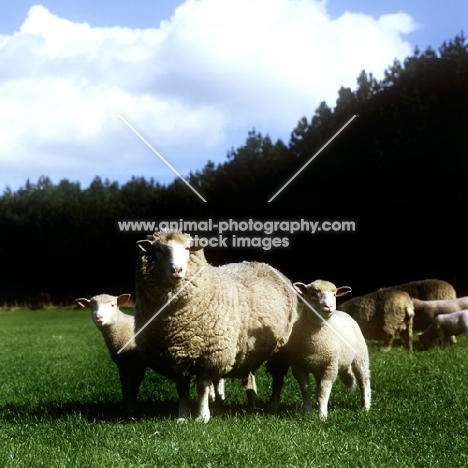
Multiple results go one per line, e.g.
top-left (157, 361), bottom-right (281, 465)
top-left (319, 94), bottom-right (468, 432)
top-left (77, 293), bottom-right (227, 414)
top-left (133, 230), bottom-right (297, 422)
top-left (76, 293), bottom-right (147, 414)
top-left (418, 310), bottom-right (468, 349)
top-left (411, 297), bottom-right (468, 331)
top-left (288, 280), bottom-right (371, 420)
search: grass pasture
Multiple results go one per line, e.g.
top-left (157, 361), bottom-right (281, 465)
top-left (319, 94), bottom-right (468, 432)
top-left (1, 309), bottom-right (468, 467)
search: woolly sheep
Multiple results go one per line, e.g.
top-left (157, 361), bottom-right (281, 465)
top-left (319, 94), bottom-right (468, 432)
top-left (418, 310), bottom-right (468, 349)
top-left (288, 280), bottom-right (371, 420)
top-left (339, 289), bottom-right (415, 351)
top-left (76, 293), bottom-right (147, 414)
top-left (133, 230), bottom-right (297, 422)
top-left (76, 293), bottom-right (228, 413)
top-left (411, 296), bottom-right (468, 331)
top-left (384, 279), bottom-right (456, 301)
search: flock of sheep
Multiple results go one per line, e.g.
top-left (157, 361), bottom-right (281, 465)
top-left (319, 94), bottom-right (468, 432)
top-left (76, 229), bottom-right (468, 422)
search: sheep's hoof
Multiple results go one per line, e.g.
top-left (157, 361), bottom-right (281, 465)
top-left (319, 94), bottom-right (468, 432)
top-left (176, 418), bottom-right (188, 424)
top-left (195, 415), bottom-right (210, 424)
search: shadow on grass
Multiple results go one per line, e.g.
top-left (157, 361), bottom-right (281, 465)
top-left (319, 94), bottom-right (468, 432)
top-left (0, 399), bottom-right (178, 423)
top-left (0, 398), bottom-right (301, 423)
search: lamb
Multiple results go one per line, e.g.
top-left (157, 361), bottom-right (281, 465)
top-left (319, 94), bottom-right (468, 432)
top-left (76, 293), bottom-right (147, 415)
top-left (384, 279), bottom-right (456, 301)
top-left (288, 280), bottom-right (371, 420)
top-left (418, 310), bottom-right (468, 349)
top-left (411, 296), bottom-right (468, 331)
top-left (132, 229), bottom-right (297, 422)
top-left (339, 289), bottom-right (414, 351)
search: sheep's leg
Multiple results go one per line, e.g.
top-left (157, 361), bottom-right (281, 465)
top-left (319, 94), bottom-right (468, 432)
top-left (196, 377), bottom-right (212, 423)
top-left (352, 360), bottom-right (371, 411)
top-left (215, 378), bottom-right (225, 402)
top-left (380, 333), bottom-right (394, 352)
top-left (127, 364), bottom-right (146, 414)
top-left (117, 363), bottom-right (146, 415)
top-left (400, 320), bottom-right (413, 351)
top-left (208, 382), bottom-right (216, 403)
top-left (292, 367), bottom-right (314, 415)
top-left (116, 364), bottom-right (130, 413)
top-left (210, 378), bottom-right (225, 405)
top-left (267, 371), bottom-right (285, 412)
top-left (176, 376), bottom-right (191, 422)
top-left (438, 328), bottom-right (447, 349)
top-left (407, 315), bottom-right (413, 351)
top-left (214, 378), bottom-right (225, 402)
top-left (316, 371), bottom-right (336, 420)
top-left (266, 347), bottom-right (290, 412)
top-left (243, 372), bottom-right (258, 409)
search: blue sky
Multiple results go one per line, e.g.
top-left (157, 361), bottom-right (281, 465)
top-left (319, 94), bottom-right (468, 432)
top-left (0, 0), bottom-right (466, 192)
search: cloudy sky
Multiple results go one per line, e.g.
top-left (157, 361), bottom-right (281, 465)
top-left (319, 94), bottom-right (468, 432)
top-left (0, 0), bottom-right (466, 192)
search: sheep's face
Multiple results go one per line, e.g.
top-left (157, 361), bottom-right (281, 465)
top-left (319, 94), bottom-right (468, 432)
top-left (76, 293), bottom-right (131, 328)
top-left (294, 280), bottom-right (352, 320)
top-left (157, 238), bottom-right (191, 283)
top-left (137, 231), bottom-right (200, 285)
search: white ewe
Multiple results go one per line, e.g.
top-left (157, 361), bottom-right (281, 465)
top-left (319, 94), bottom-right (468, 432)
top-left (133, 230), bottom-right (297, 422)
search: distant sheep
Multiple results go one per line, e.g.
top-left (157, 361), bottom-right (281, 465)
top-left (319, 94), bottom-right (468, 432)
top-left (76, 293), bottom-right (146, 414)
top-left (134, 230), bottom-right (297, 422)
top-left (384, 279), bottom-right (456, 301)
top-left (288, 280), bottom-right (371, 420)
top-left (340, 289), bottom-right (414, 351)
top-left (411, 296), bottom-right (468, 331)
top-left (418, 310), bottom-right (468, 349)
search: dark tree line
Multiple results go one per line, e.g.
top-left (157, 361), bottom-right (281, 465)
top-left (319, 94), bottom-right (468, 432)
top-left (1, 34), bottom-right (467, 306)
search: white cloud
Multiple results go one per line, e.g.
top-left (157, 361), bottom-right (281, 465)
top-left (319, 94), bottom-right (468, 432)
top-left (0, 1), bottom-right (417, 191)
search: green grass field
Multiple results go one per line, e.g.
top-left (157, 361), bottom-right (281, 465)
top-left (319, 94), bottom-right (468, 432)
top-left (1, 309), bottom-right (467, 467)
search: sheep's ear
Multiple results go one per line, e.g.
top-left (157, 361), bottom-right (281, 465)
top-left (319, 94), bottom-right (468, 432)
top-left (137, 239), bottom-right (154, 252)
top-left (336, 286), bottom-right (352, 297)
top-left (76, 298), bottom-right (90, 308)
top-left (117, 293), bottom-right (131, 306)
top-left (293, 282), bottom-right (308, 296)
